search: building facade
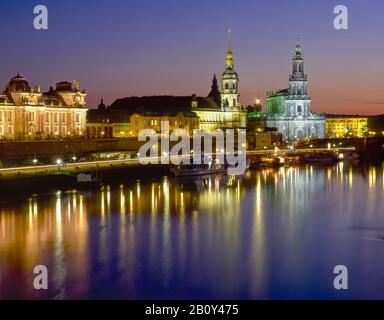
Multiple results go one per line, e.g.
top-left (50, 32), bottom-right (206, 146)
top-left (87, 98), bottom-right (199, 138)
top-left (266, 37), bottom-right (326, 141)
top-left (326, 115), bottom-right (368, 138)
top-left (0, 74), bottom-right (87, 140)
top-left (192, 33), bottom-right (247, 131)
top-left (266, 89), bottom-right (288, 115)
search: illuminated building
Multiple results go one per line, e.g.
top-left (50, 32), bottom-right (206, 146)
top-left (87, 98), bottom-right (199, 138)
top-left (266, 37), bottom-right (326, 140)
top-left (88, 32), bottom-right (247, 135)
top-left (326, 115), bottom-right (368, 138)
top-left (0, 74), bottom-right (87, 140)
top-left (247, 98), bottom-right (282, 150)
top-left (221, 29), bottom-right (240, 110)
top-left (266, 89), bottom-right (288, 114)
top-left (247, 97), bottom-right (263, 120)
top-left (191, 31), bottom-right (247, 131)
top-left (246, 128), bottom-right (282, 150)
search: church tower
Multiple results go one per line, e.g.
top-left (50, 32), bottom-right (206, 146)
top-left (220, 29), bottom-right (239, 111)
top-left (207, 74), bottom-right (221, 107)
top-left (285, 35), bottom-right (311, 117)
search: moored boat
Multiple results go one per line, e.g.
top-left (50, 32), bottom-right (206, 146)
top-left (171, 162), bottom-right (226, 177)
top-left (304, 152), bottom-right (339, 163)
top-left (338, 151), bottom-right (359, 161)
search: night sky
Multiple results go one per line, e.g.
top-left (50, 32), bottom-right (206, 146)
top-left (0, 0), bottom-right (383, 114)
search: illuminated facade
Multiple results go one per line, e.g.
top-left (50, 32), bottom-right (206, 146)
top-left (88, 34), bottom-right (247, 135)
top-left (266, 37), bottom-right (326, 140)
top-left (0, 74), bottom-right (87, 140)
top-left (266, 89), bottom-right (288, 114)
top-left (192, 33), bottom-right (247, 131)
top-left (326, 116), bottom-right (368, 138)
top-left (87, 99), bottom-right (199, 138)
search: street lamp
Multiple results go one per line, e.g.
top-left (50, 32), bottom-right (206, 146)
top-left (33, 158), bottom-right (38, 165)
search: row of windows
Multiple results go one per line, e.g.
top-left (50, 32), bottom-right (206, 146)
top-left (0, 111), bottom-right (13, 122)
top-left (25, 112), bottom-right (82, 123)
top-left (224, 83), bottom-right (237, 90)
top-left (133, 117), bottom-right (198, 127)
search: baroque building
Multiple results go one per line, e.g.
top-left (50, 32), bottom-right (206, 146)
top-left (87, 97), bottom-right (199, 138)
top-left (0, 74), bottom-right (87, 140)
top-left (87, 32), bottom-right (247, 136)
top-left (326, 115), bottom-right (368, 138)
top-left (266, 37), bottom-right (325, 141)
top-left (191, 31), bottom-right (247, 131)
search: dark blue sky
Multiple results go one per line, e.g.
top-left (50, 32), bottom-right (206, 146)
top-left (0, 0), bottom-right (384, 114)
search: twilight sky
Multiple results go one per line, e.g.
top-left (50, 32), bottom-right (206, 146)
top-left (0, 0), bottom-right (383, 114)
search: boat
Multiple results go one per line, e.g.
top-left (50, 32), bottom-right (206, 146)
top-left (249, 155), bottom-right (282, 169)
top-left (283, 153), bottom-right (306, 165)
top-left (304, 152), bottom-right (339, 163)
top-left (171, 161), bottom-right (226, 177)
top-left (338, 151), bottom-right (359, 161)
top-left (75, 172), bottom-right (102, 187)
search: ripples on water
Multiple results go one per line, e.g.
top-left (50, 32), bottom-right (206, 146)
top-left (1, 162), bottom-right (384, 299)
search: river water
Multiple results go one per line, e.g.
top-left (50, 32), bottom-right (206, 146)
top-left (1, 162), bottom-right (384, 299)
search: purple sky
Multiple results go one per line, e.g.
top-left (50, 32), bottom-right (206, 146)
top-left (0, 0), bottom-right (383, 114)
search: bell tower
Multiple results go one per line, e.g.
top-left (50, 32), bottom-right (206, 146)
top-left (220, 29), bottom-right (239, 110)
top-left (285, 35), bottom-right (311, 117)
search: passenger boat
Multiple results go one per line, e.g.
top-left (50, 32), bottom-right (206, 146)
top-left (75, 172), bottom-right (102, 188)
top-left (338, 151), bottom-right (359, 161)
top-left (283, 153), bottom-right (306, 165)
top-left (304, 152), bottom-right (339, 163)
top-left (171, 162), bottom-right (226, 177)
top-left (249, 155), bottom-right (282, 169)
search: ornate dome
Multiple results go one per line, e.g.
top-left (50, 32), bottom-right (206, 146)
top-left (55, 81), bottom-right (73, 92)
top-left (7, 73), bottom-right (32, 92)
top-left (221, 68), bottom-right (239, 80)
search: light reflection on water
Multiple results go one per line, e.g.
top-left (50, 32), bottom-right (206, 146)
top-left (1, 162), bottom-right (384, 299)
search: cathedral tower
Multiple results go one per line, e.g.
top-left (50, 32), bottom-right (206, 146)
top-left (285, 35), bottom-right (311, 117)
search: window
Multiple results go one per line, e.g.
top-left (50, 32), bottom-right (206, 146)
top-left (27, 112), bottom-right (34, 122)
top-left (225, 83), bottom-right (229, 89)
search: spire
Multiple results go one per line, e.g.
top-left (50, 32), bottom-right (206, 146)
top-left (228, 28), bottom-right (231, 51)
top-left (208, 74), bottom-right (221, 107)
top-left (98, 97), bottom-right (106, 110)
top-left (294, 34), bottom-right (302, 60)
top-left (211, 74), bottom-right (218, 90)
top-left (225, 28), bottom-right (234, 69)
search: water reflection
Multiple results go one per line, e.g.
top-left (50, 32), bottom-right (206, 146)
top-left (1, 162), bottom-right (384, 299)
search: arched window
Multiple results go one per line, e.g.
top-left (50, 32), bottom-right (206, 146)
top-left (297, 106), bottom-right (302, 113)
